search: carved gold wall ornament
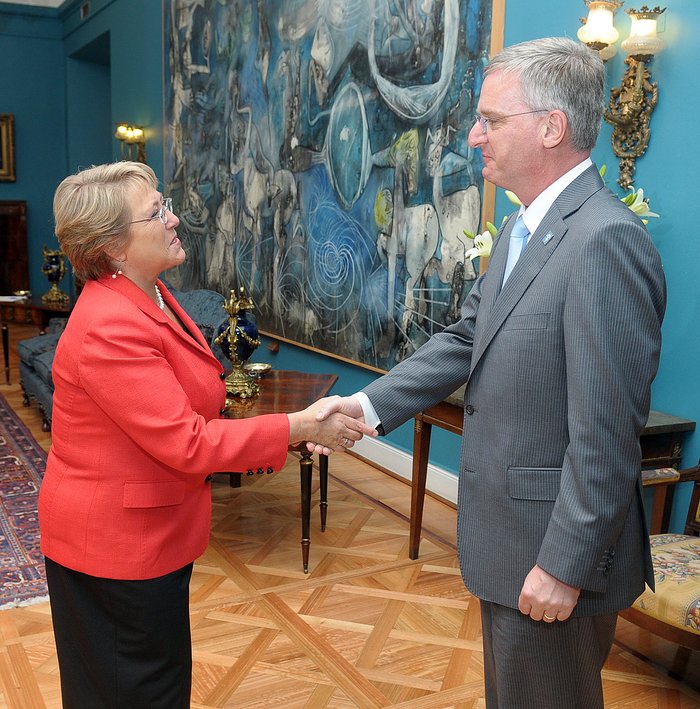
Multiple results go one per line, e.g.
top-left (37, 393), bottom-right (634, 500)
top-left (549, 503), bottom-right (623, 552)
top-left (604, 5), bottom-right (666, 189)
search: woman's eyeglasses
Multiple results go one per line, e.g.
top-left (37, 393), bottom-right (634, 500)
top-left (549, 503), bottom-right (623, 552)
top-left (130, 197), bottom-right (173, 225)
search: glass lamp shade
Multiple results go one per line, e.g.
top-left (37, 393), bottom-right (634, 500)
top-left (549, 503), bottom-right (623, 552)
top-left (621, 12), bottom-right (664, 57)
top-left (577, 3), bottom-right (620, 47)
top-left (598, 43), bottom-right (618, 61)
top-left (127, 126), bottom-right (144, 143)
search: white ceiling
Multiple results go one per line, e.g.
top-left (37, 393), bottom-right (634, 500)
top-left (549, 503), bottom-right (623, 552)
top-left (4, 1), bottom-right (64, 7)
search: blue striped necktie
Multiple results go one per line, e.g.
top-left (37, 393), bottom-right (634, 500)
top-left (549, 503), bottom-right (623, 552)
top-left (502, 216), bottom-right (530, 284)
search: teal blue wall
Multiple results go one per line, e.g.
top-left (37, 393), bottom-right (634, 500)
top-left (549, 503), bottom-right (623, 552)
top-left (0, 4), bottom-right (66, 294)
top-left (60, 0), bottom-right (164, 178)
top-left (65, 43), bottom-right (112, 174)
top-left (1, 0), bottom-right (698, 531)
top-left (0, 0), bottom-right (164, 297)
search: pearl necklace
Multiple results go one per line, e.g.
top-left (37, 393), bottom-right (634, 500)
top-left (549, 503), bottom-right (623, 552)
top-left (154, 284), bottom-right (165, 310)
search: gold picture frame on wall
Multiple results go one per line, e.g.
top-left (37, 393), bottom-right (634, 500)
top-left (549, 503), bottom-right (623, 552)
top-left (0, 114), bottom-right (16, 182)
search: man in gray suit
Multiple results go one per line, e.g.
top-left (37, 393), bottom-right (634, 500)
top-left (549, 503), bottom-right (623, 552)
top-left (317, 37), bottom-right (666, 707)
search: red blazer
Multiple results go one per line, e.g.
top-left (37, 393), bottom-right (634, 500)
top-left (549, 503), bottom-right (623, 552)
top-left (39, 277), bottom-right (289, 580)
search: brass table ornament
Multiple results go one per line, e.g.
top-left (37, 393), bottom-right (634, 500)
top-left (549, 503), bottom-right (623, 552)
top-left (41, 246), bottom-right (70, 305)
top-left (215, 286), bottom-right (262, 398)
top-left (243, 362), bottom-right (272, 378)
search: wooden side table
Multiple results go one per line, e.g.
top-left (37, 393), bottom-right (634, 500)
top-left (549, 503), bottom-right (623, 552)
top-left (409, 404), bottom-right (696, 559)
top-left (1, 296), bottom-right (74, 384)
top-left (223, 369), bottom-right (338, 572)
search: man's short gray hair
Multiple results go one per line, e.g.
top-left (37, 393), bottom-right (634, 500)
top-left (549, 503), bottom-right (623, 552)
top-left (486, 37), bottom-right (605, 152)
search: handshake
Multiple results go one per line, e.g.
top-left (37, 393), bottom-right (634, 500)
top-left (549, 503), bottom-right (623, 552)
top-left (287, 395), bottom-right (376, 456)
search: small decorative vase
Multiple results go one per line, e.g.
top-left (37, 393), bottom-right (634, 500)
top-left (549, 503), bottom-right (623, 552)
top-left (215, 286), bottom-right (262, 398)
top-left (41, 246), bottom-right (70, 305)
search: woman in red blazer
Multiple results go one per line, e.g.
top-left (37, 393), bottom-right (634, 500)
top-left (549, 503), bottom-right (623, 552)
top-left (39, 161), bottom-right (375, 708)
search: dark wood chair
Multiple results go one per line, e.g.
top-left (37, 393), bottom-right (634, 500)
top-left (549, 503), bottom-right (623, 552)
top-left (619, 463), bottom-right (700, 650)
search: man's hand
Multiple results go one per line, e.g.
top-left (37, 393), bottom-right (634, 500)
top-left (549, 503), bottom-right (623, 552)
top-left (305, 396), bottom-right (368, 455)
top-left (314, 395), bottom-right (364, 422)
top-left (517, 564), bottom-right (580, 623)
top-left (288, 396), bottom-right (377, 457)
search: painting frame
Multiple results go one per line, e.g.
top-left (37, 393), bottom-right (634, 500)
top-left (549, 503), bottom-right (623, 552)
top-left (164, 0), bottom-right (505, 372)
top-left (0, 114), bottom-right (16, 183)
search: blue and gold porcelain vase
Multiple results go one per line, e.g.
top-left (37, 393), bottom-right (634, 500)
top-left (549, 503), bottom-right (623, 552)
top-left (215, 286), bottom-right (262, 398)
top-left (41, 246), bottom-right (70, 305)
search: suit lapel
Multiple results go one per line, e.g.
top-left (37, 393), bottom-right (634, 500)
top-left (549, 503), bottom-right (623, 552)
top-left (469, 165), bottom-right (605, 376)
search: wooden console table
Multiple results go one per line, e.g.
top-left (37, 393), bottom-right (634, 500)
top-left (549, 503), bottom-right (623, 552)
top-left (1, 296), bottom-right (74, 385)
top-left (223, 369), bottom-right (337, 572)
top-left (409, 404), bottom-right (696, 559)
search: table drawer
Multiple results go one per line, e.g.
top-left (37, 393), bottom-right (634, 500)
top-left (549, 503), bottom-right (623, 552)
top-left (1, 304), bottom-right (43, 326)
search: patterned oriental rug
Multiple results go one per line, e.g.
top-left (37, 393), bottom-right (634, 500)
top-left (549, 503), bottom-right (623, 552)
top-left (0, 392), bottom-right (48, 609)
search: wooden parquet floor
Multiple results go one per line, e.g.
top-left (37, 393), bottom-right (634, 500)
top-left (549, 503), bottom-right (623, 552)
top-left (1, 323), bottom-right (699, 707)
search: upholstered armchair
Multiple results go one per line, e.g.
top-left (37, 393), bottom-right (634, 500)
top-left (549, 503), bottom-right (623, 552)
top-left (620, 463), bottom-right (700, 651)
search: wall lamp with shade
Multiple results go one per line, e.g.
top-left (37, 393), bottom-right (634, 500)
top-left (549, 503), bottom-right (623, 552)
top-left (114, 123), bottom-right (146, 163)
top-left (577, 0), bottom-right (623, 62)
top-left (578, 3), bottom-right (666, 189)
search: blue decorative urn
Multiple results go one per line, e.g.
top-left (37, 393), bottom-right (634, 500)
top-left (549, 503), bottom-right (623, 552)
top-left (215, 286), bottom-right (262, 398)
top-left (41, 246), bottom-right (70, 305)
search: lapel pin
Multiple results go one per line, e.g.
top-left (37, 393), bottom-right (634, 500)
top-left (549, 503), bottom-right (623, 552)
top-left (542, 232), bottom-right (554, 245)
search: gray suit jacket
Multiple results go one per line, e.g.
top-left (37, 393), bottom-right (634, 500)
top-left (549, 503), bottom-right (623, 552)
top-left (364, 165), bottom-right (666, 616)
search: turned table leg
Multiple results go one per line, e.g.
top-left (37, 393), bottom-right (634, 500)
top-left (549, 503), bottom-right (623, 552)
top-left (319, 453), bottom-right (328, 532)
top-left (300, 448), bottom-right (313, 573)
top-left (409, 417), bottom-right (432, 560)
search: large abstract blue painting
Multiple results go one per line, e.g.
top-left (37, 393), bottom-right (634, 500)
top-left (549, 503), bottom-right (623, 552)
top-left (164, 0), bottom-right (494, 371)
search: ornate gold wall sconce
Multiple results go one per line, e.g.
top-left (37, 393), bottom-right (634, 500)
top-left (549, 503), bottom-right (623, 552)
top-left (114, 123), bottom-right (147, 163)
top-left (604, 7), bottom-right (665, 190)
top-left (579, 3), bottom-right (666, 190)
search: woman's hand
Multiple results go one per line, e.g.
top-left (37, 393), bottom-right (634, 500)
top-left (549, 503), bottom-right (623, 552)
top-left (287, 396), bottom-right (377, 456)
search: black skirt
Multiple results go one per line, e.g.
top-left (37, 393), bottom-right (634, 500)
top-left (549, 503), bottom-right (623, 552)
top-left (45, 557), bottom-right (193, 709)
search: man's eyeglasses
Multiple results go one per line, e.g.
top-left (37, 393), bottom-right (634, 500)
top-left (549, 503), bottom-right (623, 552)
top-left (473, 109), bottom-right (549, 134)
top-left (130, 197), bottom-right (173, 225)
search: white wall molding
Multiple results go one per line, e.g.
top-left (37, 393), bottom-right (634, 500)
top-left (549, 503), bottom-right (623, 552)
top-left (351, 435), bottom-right (458, 505)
